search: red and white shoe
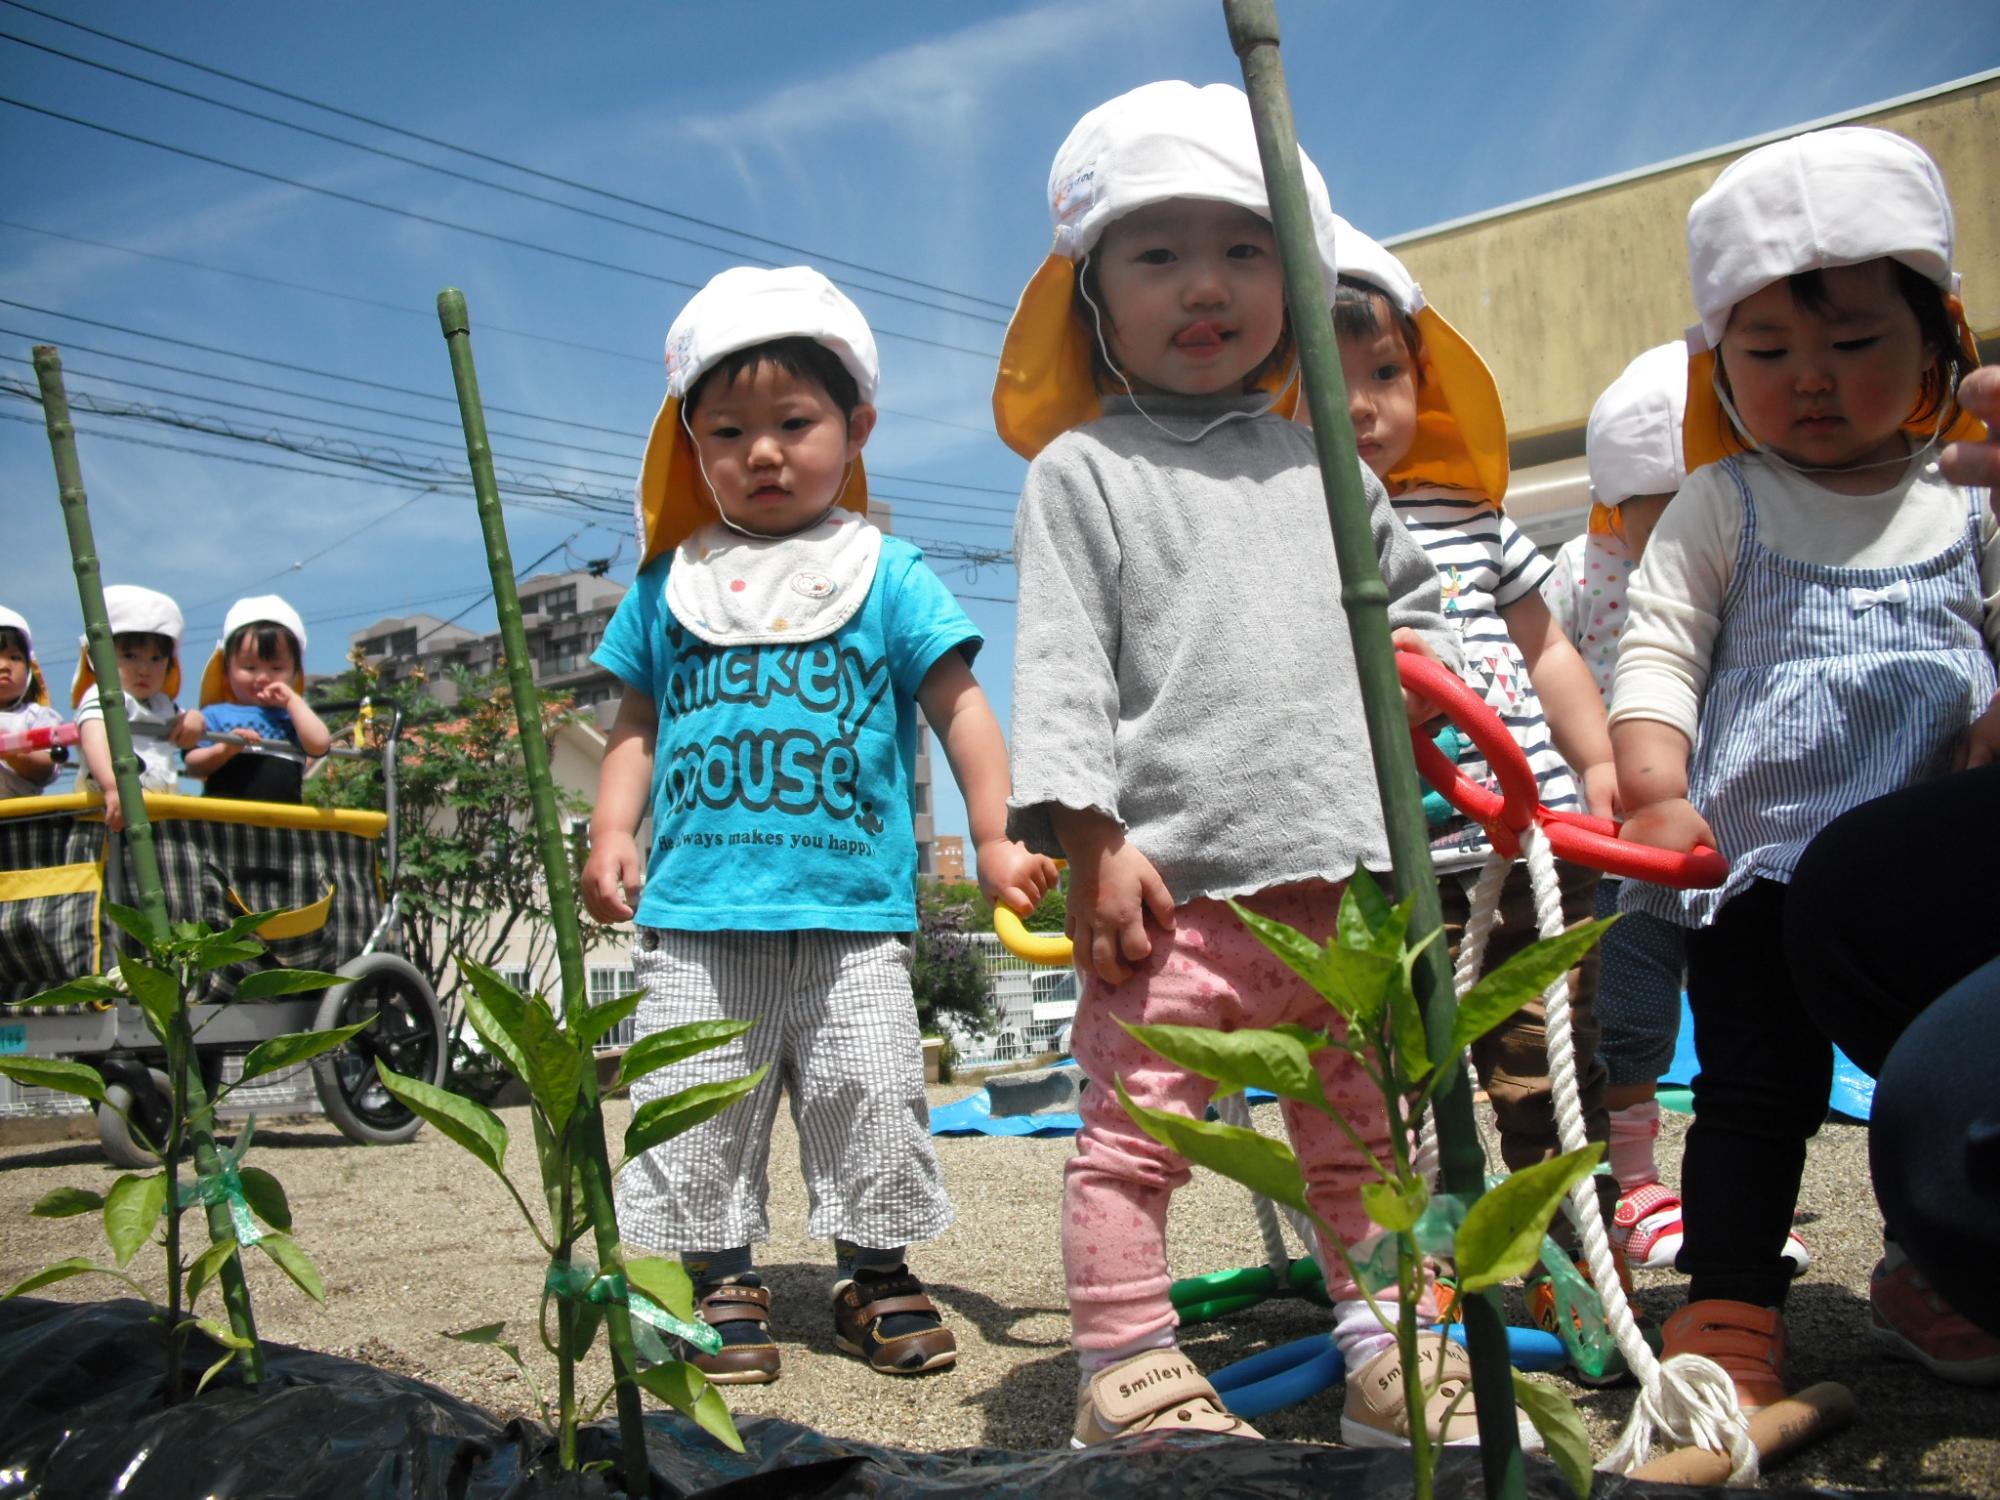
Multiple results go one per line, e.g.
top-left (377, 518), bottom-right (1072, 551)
top-left (1611, 1182), bottom-right (1683, 1271)
top-left (1781, 1230), bottom-right (1811, 1277)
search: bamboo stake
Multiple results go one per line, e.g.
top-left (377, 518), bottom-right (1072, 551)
top-left (1219, 7), bottom-right (1525, 1493)
top-left (34, 344), bottom-right (265, 1387)
top-left (435, 292), bottom-right (652, 1497)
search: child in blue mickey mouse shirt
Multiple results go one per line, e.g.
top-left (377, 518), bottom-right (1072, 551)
top-left (582, 267), bottom-right (1054, 1389)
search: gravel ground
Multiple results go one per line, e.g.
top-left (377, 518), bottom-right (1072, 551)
top-left (3, 1089), bottom-right (1995, 1495)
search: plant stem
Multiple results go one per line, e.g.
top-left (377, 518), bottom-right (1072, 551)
top-left (1219, 8), bottom-right (1523, 1492)
top-left (35, 344), bottom-right (263, 1389)
top-left (438, 294), bottom-right (650, 1496)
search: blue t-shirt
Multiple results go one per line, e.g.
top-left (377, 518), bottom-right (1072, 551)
top-left (593, 536), bottom-right (980, 932)
top-left (202, 703), bottom-right (302, 746)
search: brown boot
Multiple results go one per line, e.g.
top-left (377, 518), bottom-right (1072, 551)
top-left (831, 1265), bottom-right (957, 1375)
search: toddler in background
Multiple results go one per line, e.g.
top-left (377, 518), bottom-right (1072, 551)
top-left (0, 606), bottom-right (62, 798)
top-left (1000, 83), bottom-right (1511, 1451)
top-left (187, 595), bottom-right (331, 803)
top-left (1614, 128), bottom-right (1999, 1404)
top-left (72, 585), bottom-right (203, 832)
top-left (1329, 221), bottom-right (1628, 1372)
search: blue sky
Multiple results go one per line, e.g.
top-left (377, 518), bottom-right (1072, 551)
top-left (4, 0), bottom-right (1996, 838)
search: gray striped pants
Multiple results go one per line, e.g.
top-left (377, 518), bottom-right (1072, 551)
top-left (615, 927), bottom-right (954, 1254)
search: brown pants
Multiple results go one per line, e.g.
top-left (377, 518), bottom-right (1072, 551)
top-left (1440, 856), bottom-right (1614, 1243)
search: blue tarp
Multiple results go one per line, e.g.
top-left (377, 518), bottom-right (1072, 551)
top-left (932, 1081), bottom-right (1278, 1138)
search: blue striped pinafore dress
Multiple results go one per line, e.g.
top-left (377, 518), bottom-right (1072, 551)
top-left (1626, 456), bottom-right (1995, 929)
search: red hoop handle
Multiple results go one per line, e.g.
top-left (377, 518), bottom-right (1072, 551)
top-left (1395, 650), bottom-right (1728, 889)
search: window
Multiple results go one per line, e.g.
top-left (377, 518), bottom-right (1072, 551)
top-left (588, 967), bottom-right (639, 1048)
top-left (494, 965), bottom-right (538, 998)
top-left (543, 654), bottom-right (580, 677)
top-left (544, 585), bottom-right (578, 619)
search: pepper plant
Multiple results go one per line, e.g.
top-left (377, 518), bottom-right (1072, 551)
top-left (1116, 868), bottom-right (1612, 1500)
top-left (0, 904), bottom-right (360, 1400)
top-left (376, 956), bottom-right (761, 1472)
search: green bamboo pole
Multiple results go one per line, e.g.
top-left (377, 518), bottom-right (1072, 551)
top-left (435, 292), bottom-right (652, 1497)
top-left (35, 344), bottom-right (265, 1388)
top-left (1219, 6), bottom-right (1526, 1492)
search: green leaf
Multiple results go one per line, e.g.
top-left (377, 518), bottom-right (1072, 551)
top-left (1339, 867), bottom-right (1394, 949)
top-left (573, 988), bottom-right (644, 1050)
top-left (1361, 1178), bottom-right (1429, 1234)
top-left (1227, 900), bottom-right (1398, 1028)
top-left (5, 1256), bottom-right (100, 1299)
top-left (6, 974), bottom-right (125, 1009)
top-left (447, 1322), bottom-right (527, 1368)
top-left (184, 1238), bottom-right (239, 1306)
top-left (1114, 1078), bottom-right (1308, 1214)
top-left (215, 906), bottom-right (285, 946)
top-left (458, 956), bottom-right (532, 1083)
top-left (236, 1167), bottom-right (293, 1231)
top-left (633, 1361), bottom-right (745, 1453)
top-left (104, 900), bottom-right (162, 947)
top-left (0, 1056), bottom-right (104, 1103)
top-left (256, 1231), bottom-right (326, 1304)
top-left (193, 941), bottom-right (265, 975)
top-left (193, 1343), bottom-right (240, 1396)
top-left (373, 1060), bottom-right (510, 1178)
top-left (238, 1019), bottom-right (374, 1085)
top-left (1453, 1145), bottom-right (1605, 1293)
top-left (116, 959), bottom-right (181, 1038)
top-left (624, 1068), bottom-right (768, 1158)
top-left (31, 1185), bottom-right (105, 1219)
top-left (1119, 1021), bottom-right (1329, 1111)
top-left (232, 969), bottom-right (347, 1001)
top-left (624, 1256), bottom-right (697, 1322)
top-left (192, 1313), bottom-right (256, 1350)
top-left (1386, 968), bottom-right (1432, 1087)
top-left (519, 997), bottom-right (583, 1138)
top-left (615, 1019), bottom-right (753, 1092)
top-left (1451, 918), bottom-right (1618, 1053)
top-left (1513, 1373), bottom-right (1594, 1499)
top-left (103, 1172), bottom-right (168, 1266)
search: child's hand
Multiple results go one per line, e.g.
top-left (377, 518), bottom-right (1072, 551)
top-left (1580, 761), bottom-right (1620, 822)
top-left (1618, 797), bottom-right (1715, 853)
top-left (101, 786), bottom-right (124, 833)
top-left (255, 680), bottom-right (299, 710)
top-left (168, 710), bottom-right (204, 749)
top-left (1065, 834), bottom-right (1175, 986)
top-left (1961, 693), bottom-right (2000, 771)
top-left (1392, 627), bottom-right (1446, 727)
top-left (976, 838), bottom-right (1059, 917)
top-left (581, 830), bottom-right (644, 923)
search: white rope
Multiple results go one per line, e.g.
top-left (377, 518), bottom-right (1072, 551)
top-left (1515, 826), bottom-right (1758, 1483)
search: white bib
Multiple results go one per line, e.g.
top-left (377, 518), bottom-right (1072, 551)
top-left (665, 512), bottom-right (883, 647)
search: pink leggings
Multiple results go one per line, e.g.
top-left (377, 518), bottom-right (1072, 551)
top-left (1064, 881), bottom-right (1398, 1354)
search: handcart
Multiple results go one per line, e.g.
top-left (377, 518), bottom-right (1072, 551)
top-left (0, 698), bottom-right (447, 1166)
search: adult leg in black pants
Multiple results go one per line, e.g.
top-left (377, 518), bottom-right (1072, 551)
top-left (1784, 765), bottom-right (2000, 1381)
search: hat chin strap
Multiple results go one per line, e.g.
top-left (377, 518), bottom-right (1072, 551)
top-left (680, 403), bottom-right (849, 543)
top-left (1711, 361), bottom-right (1953, 479)
top-left (1078, 253), bottom-right (1300, 444)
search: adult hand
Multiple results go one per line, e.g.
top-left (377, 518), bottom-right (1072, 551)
top-left (1941, 365), bottom-right (2000, 495)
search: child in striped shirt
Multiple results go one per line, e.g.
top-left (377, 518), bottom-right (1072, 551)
top-left (1329, 220), bottom-right (1629, 1375)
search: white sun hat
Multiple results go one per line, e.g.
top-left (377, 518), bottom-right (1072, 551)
top-left (199, 594), bottom-right (309, 706)
top-left (1683, 125), bottom-right (1983, 468)
top-left (1326, 214), bottom-right (1510, 501)
top-left (993, 80), bottom-right (1338, 459)
top-left (634, 266), bottom-right (879, 569)
top-left (72, 584), bottom-right (183, 706)
top-left (0, 604), bottom-right (48, 706)
top-left (1587, 342), bottom-right (1688, 508)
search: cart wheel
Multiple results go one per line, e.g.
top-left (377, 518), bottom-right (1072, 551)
top-left (98, 1066), bottom-right (172, 1170)
top-left (310, 953), bottom-right (445, 1145)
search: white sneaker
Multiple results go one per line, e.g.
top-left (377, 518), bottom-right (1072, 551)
top-left (1072, 1348), bottom-right (1261, 1447)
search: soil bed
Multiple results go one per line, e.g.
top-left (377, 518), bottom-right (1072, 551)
top-left (1, 1089), bottom-right (1993, 1495)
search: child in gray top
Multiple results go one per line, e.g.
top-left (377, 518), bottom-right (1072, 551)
top-left (994, 82), bottom-right (1488, 1454)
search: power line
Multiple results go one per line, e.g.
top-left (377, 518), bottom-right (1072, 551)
top-left (0, 28), bottom-right (1008, 329)
top-left (0, 95), bottom-right (1000, 363)
top-left (0, 0), bottom-right (1014, 314)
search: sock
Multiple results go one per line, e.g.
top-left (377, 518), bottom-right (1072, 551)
top-left (1608, 1099), bottom-right (1662, 1191)
top-left (833, 1239), bottom-right (904, 1280)
top-left (1077, 1329), bottom-right (1178, 1391)
top-left (1332, 1297), bottom-right (1398, 1369)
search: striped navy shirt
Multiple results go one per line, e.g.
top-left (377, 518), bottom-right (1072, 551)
top-left (1392, 486), bottom-right (1580, 871)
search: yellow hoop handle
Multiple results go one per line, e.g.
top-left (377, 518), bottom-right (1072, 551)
top-left (991, 858), bottom-right (1075, 966)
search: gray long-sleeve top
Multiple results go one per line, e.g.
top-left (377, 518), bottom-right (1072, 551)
top-left (1006, 392), bottom-right (1458, 905)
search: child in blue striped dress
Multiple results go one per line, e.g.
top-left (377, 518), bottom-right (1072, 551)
top-left (1613, 127), bottom-right (2000, 1405)
top-left (1329, 220), bottom-right (1629, 1374)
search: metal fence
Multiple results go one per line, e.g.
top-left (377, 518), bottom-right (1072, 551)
top-left (943, 933), bottom-right (1078, 1071)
